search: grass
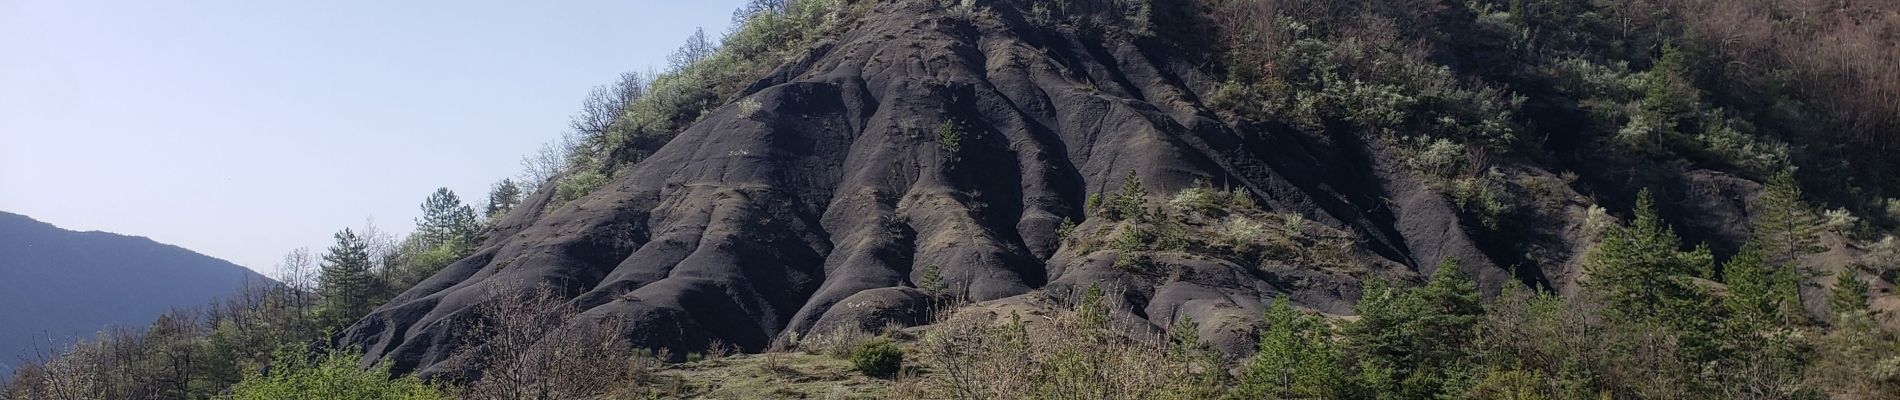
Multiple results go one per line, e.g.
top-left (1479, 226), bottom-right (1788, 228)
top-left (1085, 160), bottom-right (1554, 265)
top-left (644, 352), bottom-right (892, 399)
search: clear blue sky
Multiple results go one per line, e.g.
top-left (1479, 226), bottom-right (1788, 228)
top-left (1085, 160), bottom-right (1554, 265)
top-left (0, 0), bottom-right (744, 276)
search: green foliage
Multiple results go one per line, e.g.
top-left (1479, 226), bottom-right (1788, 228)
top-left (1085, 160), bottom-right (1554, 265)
top-left (1111, 224), bottom-right (1151, 269)
top-left (1721, 244), bottom-right (1797, 331)
top-left (318, 228), bottom-right (374, 333)
top-left (1078, 283), bottom-right (1108, 329)
top-left (1582, 190), bottom-right (1714, 324)
top-left (1240, 297), bottom-right (1344, 399)
top-left (1109, 171), bottom-right (1146, 221)
top-left (553, 169), bottom-right (607, 204)
top-left (229, 348), bottom-right (446, 400)
top-left (1346, 258), bottom-right (1483, 398)
top-left (1753, 170), bottom-right (1824, 268)
top-left (485, 179), bottom-right (523, 220)
top-left (417, 187), bottom-right (480, 248)
top-left (1056, 217), bottom-right (1077, 241)
top-left (849, 338), bottom-right (904, 378)
top-left (1168, 186), bottom-right (1223, 216)
top-left (916, 263), bottom-right (947, 296)
top-left (1829, 270), bottom-right (1870, 318)
top-left (936, 119), bottom-right (962, 155)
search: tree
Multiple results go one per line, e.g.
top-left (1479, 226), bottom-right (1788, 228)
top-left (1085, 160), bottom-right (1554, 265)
top-left (1240, 297), bottom-right (1343, 399)
top-left (1347, 258), bottom-right (1483, 397)
top-left (486, 179), bottom-right (523, 221)
top-left (1830, 270), bottom-right (1870, 318)
top-left (1583, 190), bottom-right (1713, 322)
top-left (450, 283), bottom-right (645, 400)
top-left (571, 71), bottom-right (647, 154)
top-left (318, 228), bottom-right (374, 333)
top-left (1752, 171), bottom-right (1823, 272)
top-left (668, 28), bottom-right (718, 71)
top-left (1720, 243), bottom-right (1795, 333)
top-left (416, 188), bottom-right (480, 249)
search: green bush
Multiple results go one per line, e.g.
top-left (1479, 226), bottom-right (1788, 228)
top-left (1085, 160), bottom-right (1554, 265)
top-left (850, 338), bottom-right (904, 378)
top-left (230, 348), bottom-right (446, 400)
top-left (554, 170), bottom-right (607, 204)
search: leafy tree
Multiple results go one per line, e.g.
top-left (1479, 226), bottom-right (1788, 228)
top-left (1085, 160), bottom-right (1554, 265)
top-left (318, 228), bottom-right (374, 332)
top-left (485, 179), bottom-right (523, 220)
top-left (416, 188), bottom-right (480, 249)
top-left (1583, 190), bottom-right (1713, 323)
top-left (1240, 297), bottom-right (1344, 399)
top-left (229, 348), bottom-right (446, 400)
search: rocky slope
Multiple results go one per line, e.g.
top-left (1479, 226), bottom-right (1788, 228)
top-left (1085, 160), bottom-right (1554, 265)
top-left (343, 0), bottom-right (1767, 375)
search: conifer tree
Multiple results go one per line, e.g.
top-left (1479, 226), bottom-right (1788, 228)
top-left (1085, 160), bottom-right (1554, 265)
top-left (1584, 190), bottom-right (1713, 322)
top-left (1241, 297), bottom-right (1343, 399)
top-left (1830, 270), bottom-right (1870, 318)
top-left (1752, 170), bottom-right (1823, 271)
top-left (485, 179), bottom-right (523, 220)
top-left (417, 188), bottom-right (480, 248)
top-left (318, 228), bottom-right (373, 332)
top-left (1347, 258), bottom-right (1481, 397)
top-left (1721, 243), bottom-right (1795, 332)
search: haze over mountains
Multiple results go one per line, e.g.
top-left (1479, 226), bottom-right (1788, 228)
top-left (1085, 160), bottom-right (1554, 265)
top-left (0, 211), bottom-right (268, 373)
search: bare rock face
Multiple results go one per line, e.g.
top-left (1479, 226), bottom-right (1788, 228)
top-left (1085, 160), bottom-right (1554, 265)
top-left (343, 0), bottom-right (1586, 375)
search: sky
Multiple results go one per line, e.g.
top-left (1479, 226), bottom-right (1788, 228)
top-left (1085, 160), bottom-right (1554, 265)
top-left (0, 0), bottom-right (746, 276)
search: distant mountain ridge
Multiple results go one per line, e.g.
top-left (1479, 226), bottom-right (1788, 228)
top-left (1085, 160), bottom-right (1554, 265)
top-left (0, 211), bottom-right (270, 373)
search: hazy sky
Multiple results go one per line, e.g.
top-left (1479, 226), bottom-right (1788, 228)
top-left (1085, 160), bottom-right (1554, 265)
top-left (0, 0), bottom-right (744, 276)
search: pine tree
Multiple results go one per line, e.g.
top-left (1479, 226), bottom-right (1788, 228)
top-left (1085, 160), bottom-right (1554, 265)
top-left (1584, 190), bottom-right (1713, 322)
top-left (1830, 270), bottom-right (1870, 318)
top-left (1347, 258), bottom-right (1482, 397)
top-left (1752, 171), bottom-right (1823, 272)
top-left (1110, 171), bottom-right (1145, 221)
top-left (1721, 243), bottom-right (1796, 332)
top-left (1241, 297), bottom-right (1343, 399)
top-left (318, 229), bottom-right (374, 332)
top-left (485, 179), bottom-right (523, 220)
top-left (417, 188), bottom-right (480, 248)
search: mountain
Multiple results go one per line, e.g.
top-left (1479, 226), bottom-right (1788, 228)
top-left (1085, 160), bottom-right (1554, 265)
top-left (0, 211), bottom-right (270, 372)
top-left (344, 0), bottom-right (1898, 380)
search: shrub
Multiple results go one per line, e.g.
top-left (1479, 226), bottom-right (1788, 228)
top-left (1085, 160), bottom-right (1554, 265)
top-left (1169, 187), bottom-right (1223, 215)
top-left (230, 348), bottom-right (446, 400)
top-left (850, 338), bottom-right (904, 378)
top-left (554, 170), bottom-right (607, 204)
top-left (1408, 137), bottom-right (1468, 179)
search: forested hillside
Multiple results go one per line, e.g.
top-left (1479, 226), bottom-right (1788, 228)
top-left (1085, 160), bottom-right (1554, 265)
top-left (0, 212), bottom-right (268, 376)
top-left (7, 0), bottom-right (1900, 398)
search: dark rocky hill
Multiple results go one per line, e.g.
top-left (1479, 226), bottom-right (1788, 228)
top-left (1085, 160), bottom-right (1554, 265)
top-left (345, 0), bottom-right (1779, 376)
top-left (0, 211), bottom-right (269, 373)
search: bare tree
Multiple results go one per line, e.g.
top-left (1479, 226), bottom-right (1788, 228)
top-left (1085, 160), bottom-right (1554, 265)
top-left (519, 131), bottom-right (582, 194)
top-left (450, 282), bottom-right (648, 400)
top-left (668, 28), bottom-right (718, 72)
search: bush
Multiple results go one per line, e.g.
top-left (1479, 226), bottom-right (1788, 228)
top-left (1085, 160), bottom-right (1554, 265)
top-left (850, 338), bottom-right (904, 378)
top-left (230, 348), bottom-right (446, 400)
top-left (553, 170), bottom-right (607, 204)
top-left (1168, 187), bottom-right (1223, 215)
